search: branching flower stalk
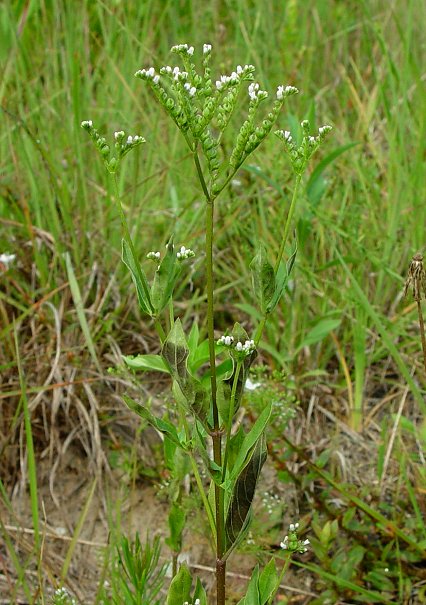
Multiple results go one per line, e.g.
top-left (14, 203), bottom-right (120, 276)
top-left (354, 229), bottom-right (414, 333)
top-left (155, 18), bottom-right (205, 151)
top-left (403, 252), bottom-right (426, 373)
top-left (81, 43), bottom-right (332, 605)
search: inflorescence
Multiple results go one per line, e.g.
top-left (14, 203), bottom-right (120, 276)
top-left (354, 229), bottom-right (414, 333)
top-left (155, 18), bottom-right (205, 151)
top-left (280, 522), bottom-right (310, 554)
top-left (134, 43), bottom-right (300, 194)
top-left (217, 334), bottom-right (256, 357)
top-left (275, 120), bottom-right (332, 174)
top-left (80, 121), bottom-right (145, 173)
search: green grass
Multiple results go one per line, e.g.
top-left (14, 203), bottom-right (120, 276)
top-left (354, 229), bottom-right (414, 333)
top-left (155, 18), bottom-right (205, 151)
top-left (1, 0), bottom-right (426, 603)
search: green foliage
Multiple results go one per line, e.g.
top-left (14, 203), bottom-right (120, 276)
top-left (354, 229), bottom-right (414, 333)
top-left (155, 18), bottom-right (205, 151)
top-left (111, 534), bottom-right (167, 605)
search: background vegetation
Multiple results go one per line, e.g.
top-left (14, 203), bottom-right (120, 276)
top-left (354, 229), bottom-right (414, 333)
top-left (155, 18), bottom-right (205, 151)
top-left (1, 0), bottom-right (425, 603)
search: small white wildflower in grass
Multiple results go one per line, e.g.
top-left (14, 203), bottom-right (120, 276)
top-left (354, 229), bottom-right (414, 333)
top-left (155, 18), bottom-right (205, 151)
top-left (245, 378), bottom-right (261, 391)
top-left (280, 521), bottom-right (310, 554)
top-left (217, 334), bottom-right (234, 346)
top-left (203, 43), bottom-right (212, 54)
top-left (147, 251), bottom-right (161, 260)
top-left (0, 253), bottom-right (16, 268)
top-left (176, 246), bottom-right (195, 260)
top-left (188, 46), bottom-right (194, 56)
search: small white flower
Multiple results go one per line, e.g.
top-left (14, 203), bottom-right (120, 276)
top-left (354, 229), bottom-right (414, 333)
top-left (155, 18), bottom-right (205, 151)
top-left (147, 67), bottom-right (155, 78)
top-left (114, 130), bottom-right (124, 140)
top-left (127, 135), bottom-right (133, 145)
top-left (81, 120), bottom-right (92, 128)
top-left (309, 136), bottom-right (316, 144)
top-left (176, 245), bottom-right (195, 260)
top-left (284, 130), bottom-right (292, 141)
top-left (236, 65), bottom-right (244, 74)
top-left (147, 251), bottom-right (160, 260)
top-left (203, 43), bottom-right (212, 54)
top-left (187, 46), bottom-right (194, 56)
top-left (153, 75), bottom-right (160, 84)
top-left (0, 253), bottom-right (16, 268)
top-left (248, 82), bottom-right (259, 99)
top-left (216, 80), bottom-right (224, 90)
top-left (285, 85), bottom-right (299, 95)
top-left (245, 378), bottom-right (261, 391)
top-left (318, 124), bottom-right (332, 136)
top-left (235, 341), bottom-right (243, 351)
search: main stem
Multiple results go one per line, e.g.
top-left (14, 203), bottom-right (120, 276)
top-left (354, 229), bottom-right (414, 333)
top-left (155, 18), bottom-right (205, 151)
top-left (194, 151), bottom-right (226, 605)
top-left (416, 299), bottom-right (426, 373)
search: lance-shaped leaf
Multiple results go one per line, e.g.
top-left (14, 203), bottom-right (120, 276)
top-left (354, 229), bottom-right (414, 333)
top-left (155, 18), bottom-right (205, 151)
top-left (193, 578), bottom-right (208, 605)
top-left (225, 432), bottom-right (267, 549)
top-left (250, 243), bottom-right (275, 314)
top-left (226, 401), bottom-right (272, 486)
top-left (166, 563), bottom-right (192, 605)
top-left (236, 560), bottom-right (279, 605)
top-left (266, 239), bottom-right (298, 313)
top-left (236, 565), bottom-right (261, 605)
top-left (165, 501), bottom-right (186, 553)
top-left (151, 236), bottom-right (182, 314)
top-left (122, 394), bottom-right (184, 449)
top-left (162, 318), bottom-right (189, 381)
top-left (122, 354), bottom-right (169, 373)
top-left (163, 320), bottom-right (209, 421)
top-left (122, 239), bottom-right (154, 316)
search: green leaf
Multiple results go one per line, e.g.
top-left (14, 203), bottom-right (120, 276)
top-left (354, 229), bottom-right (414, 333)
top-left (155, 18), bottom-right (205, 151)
top-left (297, 316), bottom-right (341, 351)
top-left (227, 402), bottom-right (272, 486)
top-left (165, 502), bottom-right (186, 553)
top-left (236, 565), bottom-right (260, 605)
top-left (122, 395), bottom-right (184, 449)
top-left (151, 236), bottom-right (182, 313)
top-left (225, 433), bottom-right (267, 549)
top-left (122, 239), bottom-right (153, 315)
top-left (166, 563), bottom-right (191, 605)
top-left (266, 239), bottom-right (298, 313)
top-left (259, 558), bottom-right (279, 605)
top-left (162, 319), bottom-right (189, 381)
top-left (307, 143), bottom-right (358, 207)
top-left (122, 354), bottom-right (169, 373)
top-left (193, 578), bottom-right (208, 605)
top-left (250, 243), bottom-right (275, 314)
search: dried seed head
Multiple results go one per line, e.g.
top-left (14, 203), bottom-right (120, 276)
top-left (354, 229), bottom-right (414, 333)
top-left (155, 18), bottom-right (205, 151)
top-left (403, 253), bottom-right (426, 301)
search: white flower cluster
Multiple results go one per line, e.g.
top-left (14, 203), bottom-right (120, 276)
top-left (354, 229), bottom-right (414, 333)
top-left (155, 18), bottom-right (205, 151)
top-left (184, 82), bottom-right (197, 97)
top-left (318, 124), bottom-right (333, 137)
top-left (0, 253), bottom-right (16, 268)
top-left (176, 246), bottom-right (195, 260)
top-left (146, 251), bottom-right (160, 260)
top-left (248, 82), bottom-right (268, 101)
top-left (236, 339), bottom-right (255, 354)
top-left (114, 131), bottom-right (144, 146)
top-left (160, 65), bottom-right (190, 83)
top-left (134, 67), bottom-right (160, 85)
top-left (217, 335), bottom-right (234, 346)
top-left (217, 335), bottom-right (255, 356)
top-left (276, 85), bottom-right (299, 100)
top-left (280, 522), bottom-right (310, 553)
top-left (203, 43), bottom-right (212, 54)
top-left (81, 120), bottom-right (92, 129)
top-left (215, 64), bottom-right (255, 91)
top-left (171, 43), bottom-right (194, 56)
